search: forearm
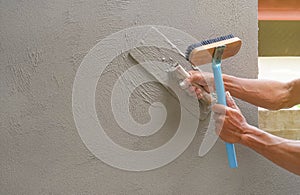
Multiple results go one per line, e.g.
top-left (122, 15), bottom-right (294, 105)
top-left (241, 125), bottom-right (300, 176)
top-left (222, 74), bottom-right (293, 110)
top-left (289, 79), bottom-right (300, 107)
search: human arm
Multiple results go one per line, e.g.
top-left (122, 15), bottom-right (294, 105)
top-left (187, 71), bottom-right (300, 110)
top-left (213, 92), bottom-right (300, 176)
top-left (223, 74), bottom-right (300, 110)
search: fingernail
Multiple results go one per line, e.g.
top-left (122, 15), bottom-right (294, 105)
top-left (226, 91), bottom-right (233, 100)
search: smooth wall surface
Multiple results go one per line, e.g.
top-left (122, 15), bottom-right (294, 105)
top-left (258, 21), bottom-right (300, 56)
top-left (1, 0), bottom-right (300, 194)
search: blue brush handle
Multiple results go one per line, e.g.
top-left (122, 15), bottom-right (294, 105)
top-left (212, 63), bottom-right (238, 168)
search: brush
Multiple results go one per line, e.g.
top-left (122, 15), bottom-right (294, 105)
top-left (185, 34), bottom-right (242, 168)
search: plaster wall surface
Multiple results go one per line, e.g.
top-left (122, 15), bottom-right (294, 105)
top-left (1, 0), bottom-right (300, 194)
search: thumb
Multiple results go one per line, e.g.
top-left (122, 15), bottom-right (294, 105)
top-left (186, 71), bottom-right (199, 83)
top-left (226, 91), bottom-right (240, 111)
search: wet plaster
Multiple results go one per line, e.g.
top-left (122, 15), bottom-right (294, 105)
top-left (1, 0), bottom-right (300, 194)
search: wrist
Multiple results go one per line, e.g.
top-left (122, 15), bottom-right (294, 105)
top-left (240, 124), bottom-right (265, 146)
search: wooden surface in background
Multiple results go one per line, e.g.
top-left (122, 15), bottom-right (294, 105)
top-left (259, 109), bottom-right (300, 140)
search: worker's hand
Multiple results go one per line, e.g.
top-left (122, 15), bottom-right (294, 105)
top-left (212, 91), bottom-right (249, 144)
top-left (184, 71), bottom-right (214, 99)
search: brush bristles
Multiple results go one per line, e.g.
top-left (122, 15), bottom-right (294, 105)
top-left (185, 34), bottom-right (235, 60)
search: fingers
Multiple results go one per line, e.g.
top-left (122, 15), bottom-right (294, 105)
top-left (179, 80), bottom-right (190, 89)
top-left (180, 70), bottom-right (214, 101)
top-left (212, 104), bottom-right (226, 115)
top-left (186, 85), bottom-right (204, 99)
top-left (225, 91), bottom-right (241, 112)
top-left (186, 70), bottom-right (201, 83)
top-left (212, 105), bottom-right (242, 143)
top-left (195, 87), bottom-right (203, 99)
top-left (186, 70), bottom-right (211, 86)
top-left (212, 98), bottom-right (246, 143)
top-left (188, 85), bottom-right (197, 97)
top-left (179, 70), bottom-right (214, 102)
top-left (181, 81), bottom-right (205, 99)
top-left (188, 70), bottom-right (214, 88)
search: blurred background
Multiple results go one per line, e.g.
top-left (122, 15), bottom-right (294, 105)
top-left (258, 0), bottom-right (300, 139)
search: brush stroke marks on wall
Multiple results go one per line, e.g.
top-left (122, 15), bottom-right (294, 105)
top-left (73, 25), bottom-right (213, 171)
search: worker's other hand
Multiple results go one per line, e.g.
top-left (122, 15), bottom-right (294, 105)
top-left (212, 91), bottom-right (249, 144)
top-left (183, 71), bottom-right (214, 100)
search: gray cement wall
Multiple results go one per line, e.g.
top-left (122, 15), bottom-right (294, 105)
top-left (1, 0), bottom-right (299, 194)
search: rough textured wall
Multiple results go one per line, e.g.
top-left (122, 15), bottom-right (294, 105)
top-left (1, 0), bottom-right (299, 194)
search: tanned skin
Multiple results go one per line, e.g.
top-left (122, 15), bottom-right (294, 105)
top-left (186, 71), bottom-right (300, 176)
